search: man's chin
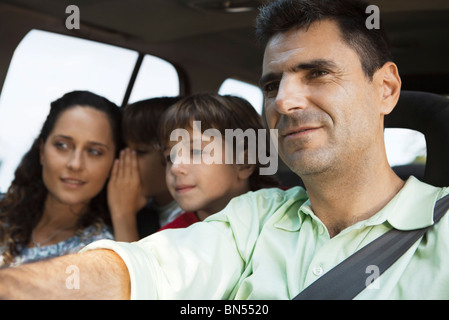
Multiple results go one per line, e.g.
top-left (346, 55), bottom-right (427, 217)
top-left (281, 151), bottom-right (334, 178)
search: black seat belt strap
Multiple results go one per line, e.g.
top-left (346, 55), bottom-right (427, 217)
top-left (293, 194), bottom-right (449, 300)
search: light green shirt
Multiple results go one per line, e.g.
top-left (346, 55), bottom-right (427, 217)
top-left (84, 176), bottom-right (449, 299)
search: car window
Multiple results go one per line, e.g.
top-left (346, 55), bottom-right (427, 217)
top-left (219, 78), bottom-right (263, 114)
top-left (0, 30), bottom-right (179, 193)
top-left (384, 128), bottom-right (426, 167)
top-left (0, 30), bottom-right (431, 193)
top-left (128, 54), bottom-right (179, 103)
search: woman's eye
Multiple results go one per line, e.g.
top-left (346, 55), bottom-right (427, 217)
top-left (88, 148), bottom-right (103, 156)
top-left (54, 141), bottom-right (68, 150)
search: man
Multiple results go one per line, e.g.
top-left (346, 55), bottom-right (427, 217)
top-left (1, 0), bottom-right (448, 299)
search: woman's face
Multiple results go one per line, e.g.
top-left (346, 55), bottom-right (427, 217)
top-left (40, 106), bottom-right (116, 209)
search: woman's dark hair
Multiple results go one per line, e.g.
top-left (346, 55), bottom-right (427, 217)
top-left (0, 90), bottom-right (122, 265)
top-left (256, 0), bottom-right (393, 79)
top-left (158, 93), bottom-right (279, 191)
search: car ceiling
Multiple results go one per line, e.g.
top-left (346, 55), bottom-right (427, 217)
top-left (1, 0), bottom-right (449, 93)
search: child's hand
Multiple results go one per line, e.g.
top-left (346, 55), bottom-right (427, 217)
top-left (107, 148), bottom-right (147, 241)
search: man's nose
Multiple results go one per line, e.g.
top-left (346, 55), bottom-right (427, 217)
top-left (275, 75), bottom-right (308, 114)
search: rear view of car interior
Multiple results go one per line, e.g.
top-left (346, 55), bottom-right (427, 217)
top-left (0, 0), bottom-right (448, 191)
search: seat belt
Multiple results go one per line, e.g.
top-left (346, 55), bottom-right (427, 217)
top-left (293, 194), bottom-right (449, 300)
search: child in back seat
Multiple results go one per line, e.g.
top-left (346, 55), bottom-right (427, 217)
top-left (158, 93), bottom-right (279, 230)
top-left (108, 97), bottom-right (183, 241)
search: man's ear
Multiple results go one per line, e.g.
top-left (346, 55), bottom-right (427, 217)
top-left (373, 62), bottom-right (401, 116)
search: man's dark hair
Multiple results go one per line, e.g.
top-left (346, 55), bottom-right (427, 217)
top-left (255, 0), bottom-right (393, 79)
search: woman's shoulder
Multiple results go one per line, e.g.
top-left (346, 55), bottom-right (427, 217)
top-left (8, 224), bottom-right (114, 267)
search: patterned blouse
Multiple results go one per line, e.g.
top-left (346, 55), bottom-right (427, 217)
top-left (1, 225), bottom-right (113, 267)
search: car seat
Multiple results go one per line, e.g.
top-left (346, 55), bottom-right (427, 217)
top-left (385, 90), bottom-right (449, 187)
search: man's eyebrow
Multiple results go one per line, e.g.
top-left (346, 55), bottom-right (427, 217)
top-left (259, 72), bottom-right (280, 88)
top-left (290, 59), bottom-right (338, 72)
top-left (259, 59), bottom-right (338, 87)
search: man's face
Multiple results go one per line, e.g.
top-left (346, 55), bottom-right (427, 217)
top-left (261, 19), bottom-right (385, 177)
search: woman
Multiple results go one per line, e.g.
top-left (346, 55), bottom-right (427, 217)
top-left (0, 90), bottom-right (122, 267)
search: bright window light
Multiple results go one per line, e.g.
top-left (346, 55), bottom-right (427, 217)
top-left (219, 78), bottom-right (264, 114)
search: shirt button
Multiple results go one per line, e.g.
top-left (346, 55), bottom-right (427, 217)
top-left (312, 265), bottom-right (324, 276)
top-left (318, 225), bottom-right (326, 235)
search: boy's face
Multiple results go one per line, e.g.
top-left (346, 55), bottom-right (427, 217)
top-left (163, 128), bottom-right (250, 217)
top-left (126, 140), bottom-right (172, 205)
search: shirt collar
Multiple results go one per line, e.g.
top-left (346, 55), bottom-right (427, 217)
top-left (381, 176), bottom-right (442, 230)
top-left (281, 176), bottom-right (442, 232)
top-left (273, 187), bottom-right (308, 231)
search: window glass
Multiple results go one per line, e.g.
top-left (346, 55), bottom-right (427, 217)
top-left (384, 128), bottom-right (426, 166)
top-left (128, 54), bottom-right (179, 103)
top-left (0, 30), bottom-right (139, 192)
top-left (219, 78), bottom-right (263, 114)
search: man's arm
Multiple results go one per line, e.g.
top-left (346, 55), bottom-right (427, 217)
top-left (0, 249), bottom-right (130, 299)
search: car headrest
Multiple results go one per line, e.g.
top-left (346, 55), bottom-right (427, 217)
top-left (385, 91), bottom-right (449, 187)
